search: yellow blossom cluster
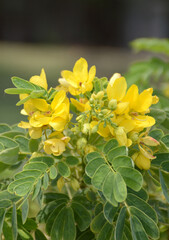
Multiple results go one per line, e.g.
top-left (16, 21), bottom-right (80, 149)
top-left (18, 69), bottom-right (70, 156)
top-left (17, 57), bottom-right (159, 169)
top-left (63, 59), bottom-right (159, 170)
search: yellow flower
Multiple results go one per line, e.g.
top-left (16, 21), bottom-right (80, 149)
top-left (114, 127), bottom-right (132, 147)
top-left (44, 136), bottom-right (70, 156)
top-left (19, 90), bottom-right (70, 137)
top-left (70, 98), bottom-right (90, 112)
top-left (18, 121), bottom-right (42, 139)
top-left (106, 73), bottom-right (159, 132)
top-left (61, 58), bottom-right (96, 95)
top-left (132, 152), bottom-right (151, 170)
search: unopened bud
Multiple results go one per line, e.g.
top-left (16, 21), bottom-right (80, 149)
top-left (89, 98), bottom-right (94, 104)
top-left (108, 99), bottom-right (117, 110)
top-left (95, 91), bottom-right (104, 100)
top-left (77, 138), bottom-right (87, 149)
top-left (101, 109), bottom-right (109, 115)
top-left (82, 123), bottom-right (91, 135)
top-left (98, 113), bottom-right (103, 118)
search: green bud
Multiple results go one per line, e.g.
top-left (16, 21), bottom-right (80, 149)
top-left (108, 99), bottom-right (117, 110)
top-left (95, 91), bottom-right (104, 100)
top-left (98, 113), bottom-right (103, 118)
top-left (82, 123), bottom-right (91, 135)
top-left (30, 90), bottom-right (46, 98)
top-left (77, 138), bottom-right (87, 149)
top-left (101, 109), bottom-right (109, 115)
top-left (89, 98), bottom-right (94, 104)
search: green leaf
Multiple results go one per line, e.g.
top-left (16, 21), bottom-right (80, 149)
top-left (8, 177), bottom-right (36, 193)
top-left (24, 162), bottom-right (48, 172)
top-left (12, 77), bottom-right (36, 90)
top-left (90, 212), bottom-right (106, 233)
top-left (43, 172), bottom-right (49, 190)
top-left (57, 162), bottom-right (70, 177)
top-left (102, 172), bottom-right (118, 206)
top-left (14, 182), bottom-right (34, 196)
top-left (22, 198), bottom-right (29, 224)
top-left (30, 89), bottom-right (46, 98)
top-left (159, 170), bottom-right (169, 202)
top-left (83, 174), bottom-right (91, 185)
top-left (29, 138), bottom-right (41, 152)
top-left (0, 124), bottom-right (11, 134)
top-left (51, 207), bottom-right (76, 240)
top-left (0, 199), bottom-right (11, 208)
top-left (18, 228), bottom-right (34, 240)
top-left (97, 222), bottom-right (114, 240)
top-left (0, 190), bottom-right (20, 203)
top-left (130, 38), bottom-right (169, 56)
top-left (46, 202), bottom-right (67, 235)
top-left (115, 207), bottom-right (126, 240)
top-left (149, 129), bottom-right (164, 141)
top-left (35, 229), bottom-right (48, 240)
top-left (0, 136), bottom-right (19, 165)
top-left (103, 202), bottom-right (118, 224)
top-left (126, 194), bottom-right (157, 223)
top-left (130, 206), bottom-right (159, 239)
top-left (3, 221), bottom-right (13, 240)
top-left (161, 135), bottom-right (169, 148)
top-left (130, 215), bottom-right (149, 240)
top-left (1, 131), bottom-right (25, 139)
top-left (32, 179), bottom-right (41, 200)
top-left (14, 135), bottom-right (30, 153)
top-left (77, 229), bottom-right (95, 240)
top-left (85, 157), bottom-right (105, 177)
top-left (117, 167), bottom-right (143, 191)
top-left (112, 156), bottom-right (133, 170)
top-left (66, 156), bottom-right (79, 166)
top-left (112, 172), bottom-right (127, 202)
top-left (91, 164), bottom-right (110, 190)
top-left (4, 88), bottom-right (32, 94)
top-left (107, 146), bottom-right (127, 163)
top-left (12, 204), bottom-right (18, 240)
top-left (71, 201), bottom-right (91, 231)
top-left (15, 169), bottom-right (42, 180)
top-left (44, 192), bottom-right (69, 203)
top-left (30, 156), bottom-right (54, 167)
top-left (149, 108), bottom-right (166, 124)
top-left (86, 151), bottom-right (101, 162)
top-left (161, 161), bottom-right (169, 172)
top-left (49, 165), bottom-right (57, 179)
top-left (103, 139), bottom-right (118, 154)
top-left (0, 208), bottom-right (6, 236)
top-left (16, 95), bottom-right (31, 106)
top-left (152, 153), bottom-right (169, 166)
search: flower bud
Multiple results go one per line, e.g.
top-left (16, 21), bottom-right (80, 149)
top-left (89, 98), bottom-right (94, 104)
top-left (101, 109), bottom-right (109, 115)
top-left (77, 138), bottom-right (87, 149)
top-left (108, 99), bottom-right (117, 110)
top-left (82, 123), bottom-right (91, 135)
top-left (95, 91), bottom-right (104, 100)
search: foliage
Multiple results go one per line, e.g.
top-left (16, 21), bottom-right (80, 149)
top-left (0, 52), bottom-right (169, 239)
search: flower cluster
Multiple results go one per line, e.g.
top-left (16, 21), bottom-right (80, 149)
top-left (16, 57), bottom-right (159, 169)
top-left (18, 69), bottom-right (70, 156)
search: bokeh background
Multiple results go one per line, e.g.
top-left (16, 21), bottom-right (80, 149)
top-left (0, 0), bottom-right (169, 124)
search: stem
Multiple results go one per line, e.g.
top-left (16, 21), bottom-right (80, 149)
top-left (65, 183), bottom-right (72, 199)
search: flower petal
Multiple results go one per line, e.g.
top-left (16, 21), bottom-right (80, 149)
top-left (107, 76), bottom-right (127, 101)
